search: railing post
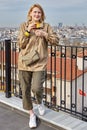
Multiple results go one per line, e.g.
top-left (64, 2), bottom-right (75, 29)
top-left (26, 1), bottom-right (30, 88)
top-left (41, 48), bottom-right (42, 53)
top-left (5, 39), bottom-right (11, 98)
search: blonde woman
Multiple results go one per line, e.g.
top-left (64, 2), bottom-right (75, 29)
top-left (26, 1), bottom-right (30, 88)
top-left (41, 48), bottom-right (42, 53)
top-left (17, 3), bottom-right (59, 129)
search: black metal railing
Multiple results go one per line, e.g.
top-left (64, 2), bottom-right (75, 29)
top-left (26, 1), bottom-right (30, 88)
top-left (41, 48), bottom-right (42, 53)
top-left (0, 39), bottom-right (87, 121)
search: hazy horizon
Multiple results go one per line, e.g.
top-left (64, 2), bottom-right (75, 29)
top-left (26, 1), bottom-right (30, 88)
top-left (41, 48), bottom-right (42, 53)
top-left (0, 0), bottom-right (87, 27)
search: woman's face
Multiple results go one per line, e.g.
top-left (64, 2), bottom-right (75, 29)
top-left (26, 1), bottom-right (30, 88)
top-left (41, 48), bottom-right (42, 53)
top-left (30, 7), bottom-right (42, 23)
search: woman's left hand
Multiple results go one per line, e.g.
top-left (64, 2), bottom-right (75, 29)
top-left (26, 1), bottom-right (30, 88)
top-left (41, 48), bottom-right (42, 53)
top-left (35, 29), bottom-right (48, 37)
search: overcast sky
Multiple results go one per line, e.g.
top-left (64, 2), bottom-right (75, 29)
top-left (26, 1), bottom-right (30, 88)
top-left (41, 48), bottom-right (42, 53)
top-left (0, 0), bottom-right (87, 27)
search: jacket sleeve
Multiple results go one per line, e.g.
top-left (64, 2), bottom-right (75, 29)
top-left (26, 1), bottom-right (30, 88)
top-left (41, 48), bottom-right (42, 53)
top-left (45, 24), bottom-right (59, 46)
top-left (17, 22), bottom-right (30, 49)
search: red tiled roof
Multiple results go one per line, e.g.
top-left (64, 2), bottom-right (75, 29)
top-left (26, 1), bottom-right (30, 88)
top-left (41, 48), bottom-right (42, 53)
top-left (47, 51), bottom-right (87, 81)
top-left (0, 51), bottom-right (19, 65)
top-left (1, 49), bottom-right (87, 81)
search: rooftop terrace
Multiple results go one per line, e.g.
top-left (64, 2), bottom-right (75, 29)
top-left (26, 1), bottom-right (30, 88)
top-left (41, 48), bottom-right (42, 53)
top-left (0, 92), bottom-right (87, 130)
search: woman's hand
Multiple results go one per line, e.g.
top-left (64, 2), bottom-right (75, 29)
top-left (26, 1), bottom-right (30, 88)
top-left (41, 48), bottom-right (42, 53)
top-left (35, 29), bottom-right (48, 37)
top-left (27, 23), bottom-right (36, 32)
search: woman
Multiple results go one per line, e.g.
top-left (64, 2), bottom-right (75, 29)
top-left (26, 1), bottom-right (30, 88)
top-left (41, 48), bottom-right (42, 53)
top-left (17, 3), bottom-right (59, 129)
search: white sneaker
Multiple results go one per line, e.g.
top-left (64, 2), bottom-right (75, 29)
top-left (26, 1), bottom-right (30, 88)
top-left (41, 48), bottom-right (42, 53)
top-left (29, 114), bottom-right (37, 129)
top-left (38, 102), bottom-right (45, 116)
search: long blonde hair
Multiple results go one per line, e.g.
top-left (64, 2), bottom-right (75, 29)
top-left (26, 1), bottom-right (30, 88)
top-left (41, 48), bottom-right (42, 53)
top-left (27, 4), bottom-right (45, 22)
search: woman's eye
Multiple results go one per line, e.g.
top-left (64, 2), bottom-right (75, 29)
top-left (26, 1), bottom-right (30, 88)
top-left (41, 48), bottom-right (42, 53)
top-left (33, 11), bottom-right (41, 14)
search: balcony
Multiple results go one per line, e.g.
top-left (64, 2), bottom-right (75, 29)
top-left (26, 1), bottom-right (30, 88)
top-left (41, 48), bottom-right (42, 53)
top-left (0, 39), bottom-right (87, 130)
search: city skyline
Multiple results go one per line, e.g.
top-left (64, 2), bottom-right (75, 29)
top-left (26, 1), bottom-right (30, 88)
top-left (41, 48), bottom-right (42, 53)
top-left (0, 0), bottom-right (87, 27)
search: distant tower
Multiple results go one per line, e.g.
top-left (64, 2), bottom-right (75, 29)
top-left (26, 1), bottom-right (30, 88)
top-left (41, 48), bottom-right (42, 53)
top-left (58, 22), bottom-right (63, 28)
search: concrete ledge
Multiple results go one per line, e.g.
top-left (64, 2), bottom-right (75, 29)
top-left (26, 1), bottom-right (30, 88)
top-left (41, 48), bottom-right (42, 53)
top-left (0, 92), bottom-right (87, 130)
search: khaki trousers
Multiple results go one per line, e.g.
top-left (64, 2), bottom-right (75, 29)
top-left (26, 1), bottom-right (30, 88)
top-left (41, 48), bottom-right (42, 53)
top-left (19, 70), bottom-right (45, 110)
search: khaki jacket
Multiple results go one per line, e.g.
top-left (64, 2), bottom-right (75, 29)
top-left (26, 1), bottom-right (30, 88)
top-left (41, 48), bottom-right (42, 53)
top-left (17, 22), bottom-right (59, 71)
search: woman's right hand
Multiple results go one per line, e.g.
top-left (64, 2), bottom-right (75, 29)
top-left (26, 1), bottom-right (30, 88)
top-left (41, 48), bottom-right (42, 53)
top-left (27, 23), bottom-right (36, 32)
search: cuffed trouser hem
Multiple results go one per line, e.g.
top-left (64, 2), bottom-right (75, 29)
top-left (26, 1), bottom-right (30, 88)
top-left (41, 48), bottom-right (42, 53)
top-left (23, 106), bottom-right (33, 110)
